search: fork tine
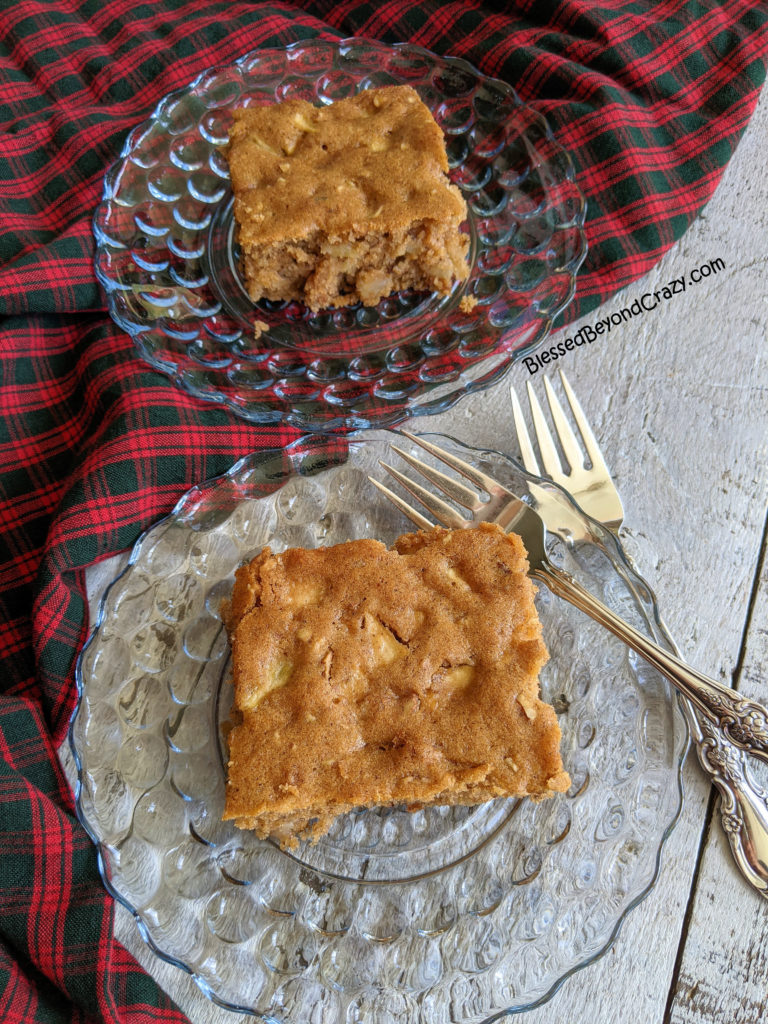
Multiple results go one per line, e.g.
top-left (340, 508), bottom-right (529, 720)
top-left (399, 431), bottom-right (508, 496)
top-left (543, 376), bottom-right (585, 472)
top-left (525, 380), bottom-right (566, 477)
top-left (509, 385), bottom-right (542, 476)
top-left (558, 370), bottom-right (610, 472)
top-left (377, 461), bottom-right (469, 529)
top-left (368, 476), bottom-right (435, 531)
top-left (391, 445), bottom-right (480, 510)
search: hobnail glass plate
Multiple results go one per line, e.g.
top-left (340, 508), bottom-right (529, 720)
top-left (93, 38), bottom-right (587, 431)
top-left (70, 431), bottom-right (685, 1022)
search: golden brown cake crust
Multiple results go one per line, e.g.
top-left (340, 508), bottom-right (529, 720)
top-left (222, 524), bottom-right (570, 845)
top-left (226, 85), bottom-right (470, 310)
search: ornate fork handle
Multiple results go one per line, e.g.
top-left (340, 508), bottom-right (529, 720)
top-left (538, 563), bottom-right (768, 765)
top-left (697, 693), bottom-right (768, 759)
top-left (691, 711), bottom-right (768, 893)
top-left (611, 559), bottom-right (768, 894)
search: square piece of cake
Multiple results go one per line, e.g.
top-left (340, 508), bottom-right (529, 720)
top-left (222, 523), bottom-right (570, 847)
top-left (226, 85), bottom-right (470, 311)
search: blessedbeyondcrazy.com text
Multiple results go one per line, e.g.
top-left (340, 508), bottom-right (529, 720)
top-left (521, 257), bottom-right (726, 375)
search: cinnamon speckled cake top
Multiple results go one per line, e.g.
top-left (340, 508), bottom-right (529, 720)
top-left (227, 85), bottom-right (467, 246)
top-left (223, 523), bottom-right (570, 847)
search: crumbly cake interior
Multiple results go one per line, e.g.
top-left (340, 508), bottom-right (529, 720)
top-left (226, 85), bottom-right (470, 311)
top-left (222, 523), bottom-right (570, 847)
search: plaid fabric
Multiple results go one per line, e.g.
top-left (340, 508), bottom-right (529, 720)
top-left (0, 0), bottom-right (765, 1020)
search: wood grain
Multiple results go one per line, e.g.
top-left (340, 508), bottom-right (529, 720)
top-left (666, 537), bottom-right (768, 1024)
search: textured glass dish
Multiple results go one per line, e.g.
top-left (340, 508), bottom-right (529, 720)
top-left (70, 432), bottom-right (685, 1022)
top-left (93, 38), bottom-right (587, 431)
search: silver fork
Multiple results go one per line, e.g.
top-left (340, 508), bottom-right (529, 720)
top-left (510, 370), bottom-right (768, 896)
top-left (372, 430), bottom-right (768, 895)
top-left (373, 431), bottom-right (768, 758)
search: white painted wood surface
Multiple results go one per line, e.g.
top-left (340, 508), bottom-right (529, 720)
top-left (77, 81), bottom-right (768, 1023)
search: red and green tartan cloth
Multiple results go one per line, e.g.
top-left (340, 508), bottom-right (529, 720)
top-left (0, 0), bottom-right (766, 1020)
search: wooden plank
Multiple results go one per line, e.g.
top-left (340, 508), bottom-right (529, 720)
top-left (665, 532), bottom-right (768, 1024)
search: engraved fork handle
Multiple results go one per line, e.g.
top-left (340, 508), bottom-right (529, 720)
top-left (566, 550), bottom-right (768, 896)
top-left (536, 562), bottom-right (768, 764)
top-left (587, 520), bottom-right (768, 898)
top-left (538, 557), bottom-right (768, 892)
top-left (638, 593), bottom-right (768, 897)
top-left (621, 571), bottom-right (768, 896)
top-left (684, 698), bottom-right (768, 894)
top-left (596, 542), bottom-right (768, 896)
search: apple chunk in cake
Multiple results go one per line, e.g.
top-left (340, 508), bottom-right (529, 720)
top-left (222, 523), bottom-right (570, 847)
top-left (225, 85), bottom-right (469, 311)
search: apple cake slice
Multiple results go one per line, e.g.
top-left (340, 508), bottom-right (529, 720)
top-left (226, 84), bottom-right (469, 311)
top-left (222, 523), bottom-right (570, 847)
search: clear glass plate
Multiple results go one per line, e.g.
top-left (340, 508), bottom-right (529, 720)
top-left (93, 38), bottom-right (587, 431)
top-left (70, 432), bottom-right (685, 1022)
